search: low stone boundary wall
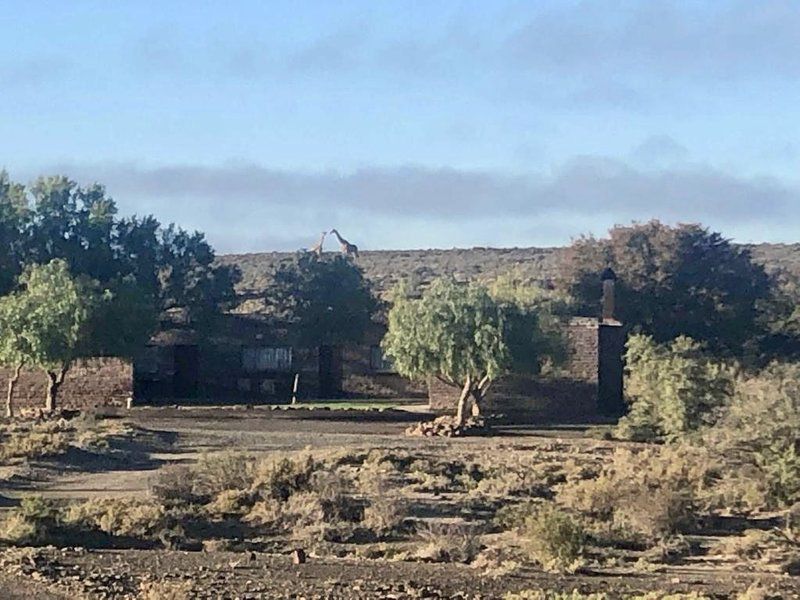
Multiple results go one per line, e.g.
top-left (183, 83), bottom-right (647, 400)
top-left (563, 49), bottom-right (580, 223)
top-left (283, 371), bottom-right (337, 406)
top-left (428, 374), bottom-right (597, 422)
top-left (0, 358), bottom-right (133, 412)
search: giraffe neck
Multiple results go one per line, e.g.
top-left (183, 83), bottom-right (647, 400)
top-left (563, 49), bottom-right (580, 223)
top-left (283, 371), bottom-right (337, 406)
top-left (332, 230), bottom-right (346, 244)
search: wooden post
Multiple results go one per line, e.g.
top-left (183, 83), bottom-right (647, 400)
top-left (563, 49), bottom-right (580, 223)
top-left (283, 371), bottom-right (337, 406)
top-left (292, 374), bottom-right (299, 404)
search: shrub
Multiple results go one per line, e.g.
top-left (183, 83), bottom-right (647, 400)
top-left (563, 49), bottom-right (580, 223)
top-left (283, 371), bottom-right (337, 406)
top-left (64, 497), bottom-right (167, 538)
top-left (617, 335), bottom-right (733, 441)
top-left (151, 465), bottom-right (198, 504)
top-left (504, 591), bottom-right (609, 600)
top-left (251, 453), bottom-right (319, 501)
top-left (520, 504), bottom-right (585, 573)
top-left (0, 496), bottom-right (62, 544)
top-left (0, 430), bottom-right (70, 461)
top-left (138, 580), bottom-right (192, 600)
top-left (415, 521), bottom-right (482, 563)
top-left (361, 494), bottom-right (407, 538)
top-left (703, 363), bottom-right (800, 509)
top-left (152, 452), bottom-right (255, 505)
top-left (558, 446), bottom-right (712, 544)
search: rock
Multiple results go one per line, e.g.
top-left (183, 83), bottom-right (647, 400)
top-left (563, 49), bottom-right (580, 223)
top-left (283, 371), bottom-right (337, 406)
top-left (291, 548), bottom-right (306, 564)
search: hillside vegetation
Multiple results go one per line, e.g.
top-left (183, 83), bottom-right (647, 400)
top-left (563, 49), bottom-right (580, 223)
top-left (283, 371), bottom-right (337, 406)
top-left (218, 243), bottom-right (800, 313)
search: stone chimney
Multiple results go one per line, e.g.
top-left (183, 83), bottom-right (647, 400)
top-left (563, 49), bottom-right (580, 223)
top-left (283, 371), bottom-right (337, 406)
top-left (600, 267), bottom-right (617, 323)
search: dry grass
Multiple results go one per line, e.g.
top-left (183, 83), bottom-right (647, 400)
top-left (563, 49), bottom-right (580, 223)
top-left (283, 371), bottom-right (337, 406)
top-left (138, 579), bottom-right (192, 600)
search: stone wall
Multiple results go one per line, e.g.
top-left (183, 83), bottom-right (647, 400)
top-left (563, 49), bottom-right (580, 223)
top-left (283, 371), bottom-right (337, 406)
top-left (0, 358), bottom-right (133, 412)
top-left (340, 345), bottom-right (426, 399)
top-left (427, 375), bottom-right (597, 421)
top-left (564, 317), bottom-right (601, 383)
top-left (427, 317), bottom-right (626, 420)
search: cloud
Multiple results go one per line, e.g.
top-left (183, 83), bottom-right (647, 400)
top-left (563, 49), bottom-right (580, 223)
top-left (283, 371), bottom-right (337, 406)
top-left (23, 157), bottom-right (796, 253)
top-left (506, 1), bottom-right (800, 79)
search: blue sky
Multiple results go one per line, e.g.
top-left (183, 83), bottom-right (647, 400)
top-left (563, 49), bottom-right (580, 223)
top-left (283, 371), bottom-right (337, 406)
top-left (2, 1), bottom-right (799, 252)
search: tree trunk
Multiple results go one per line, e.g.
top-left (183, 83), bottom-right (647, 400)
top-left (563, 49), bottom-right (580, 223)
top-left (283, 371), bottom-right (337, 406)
top-left (44, 367), bottom-right (68, 413)
top-left (6, 363), bottom-right (22, 419)
top-left (470, 388), bottom-right (482, 417)
top-left (455, 376), bottom-right (472, 426)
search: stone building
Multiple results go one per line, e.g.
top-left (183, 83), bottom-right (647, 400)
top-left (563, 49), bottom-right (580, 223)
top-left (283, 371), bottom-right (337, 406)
top-left (0, 247), bottom-right (625, 418)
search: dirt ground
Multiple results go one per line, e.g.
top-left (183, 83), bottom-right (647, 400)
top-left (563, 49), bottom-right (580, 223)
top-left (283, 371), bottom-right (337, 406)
top-left (0, 406), bottom-right (797, 599)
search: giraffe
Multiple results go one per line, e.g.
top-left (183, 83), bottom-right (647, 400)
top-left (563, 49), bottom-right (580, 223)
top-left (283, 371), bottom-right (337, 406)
top-left (329, 229), bottom-right (359, 258)
top-left (308, 231), bottom-right (327, 257)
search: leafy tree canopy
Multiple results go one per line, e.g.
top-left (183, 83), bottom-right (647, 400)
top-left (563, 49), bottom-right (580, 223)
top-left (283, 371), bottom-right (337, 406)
top-left (383, 277), bottom-right (549, 424)
top-left (559, 220), bottom-right (771, 357)
top-left (0, 171), bottom-right (239, 325)
top-left (269, 253), bottom-right (376, 347)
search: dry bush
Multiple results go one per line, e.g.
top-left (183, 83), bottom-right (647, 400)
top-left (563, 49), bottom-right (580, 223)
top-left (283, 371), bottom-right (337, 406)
top-left (251, 453), bottom-right (320, 501)
top-left (152, 452), bottom-right (255, 505)
top-left (64, 497), bottom-right (167, 539)
top-left (709, 529), bottom-right (799, 572)
top-left (0, 416), bottom-right (131, 463)
top-left (558, 446), bottom-right (712, 544)
top-left (192, 452), bottom-right (255, 500)
top-left (504, 591), bottom-right (609, 600)
top-left (0, 496), bottom-right (62, 545)
top-left (0, 430), bottom-right (70, 460)
top-left (414, 521), bottom-right (482, 563)
top-left (205, 488), bottom-right (255, 517)
top-left (151, 464), bottom-right (198, 504)
top-left (361, 493), bottom-right (407, 538)
top-left (245, 469), bottom-right (363, 543)
top-left (495, 500), bottom-right (540, 531)
top-left (471, 460), bottom-right (550, 499)
top-left (520, 504), bottom-right (585, 573)
top-left (138, 579), bottom-right (192, 600)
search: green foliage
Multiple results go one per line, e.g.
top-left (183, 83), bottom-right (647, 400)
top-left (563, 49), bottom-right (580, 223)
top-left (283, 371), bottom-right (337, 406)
top-left (0, 172), bottom-right (239, 328)
top-left (383, 277), bottom-right (512, 394)
top-left (0, 170), bottom-right (28, 295)
top-left (156, 224), bottom-right (240, 325)
top-left (560, 220), bottom-right (772, 357)
top-left (617, 335), bottom-right (734, 441)
top-left (704, 363), bottom-right (800, 509)
top-left (13, 260), bottom-right (91, 370)
top-left (270, 253), bottom-right (376, 346)
top-left (520, 504), bottom-right (585, 572)
top-left (487, 270), bottom-right (571, 373)
top-left (758, 272), bottom-right (800, 360)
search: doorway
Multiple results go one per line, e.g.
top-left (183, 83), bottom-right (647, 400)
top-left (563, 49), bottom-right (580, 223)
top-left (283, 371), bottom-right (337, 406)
top-left (173, 345), bottom-right (199, 398)
top-left (318, 345), bottom-right (342, 398)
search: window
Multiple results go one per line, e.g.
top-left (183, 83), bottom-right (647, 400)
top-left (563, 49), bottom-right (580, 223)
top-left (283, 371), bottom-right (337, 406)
top-left (242, 347), bottom-right (292, 372)
top-left (370, 346), bottom-right (395, 373)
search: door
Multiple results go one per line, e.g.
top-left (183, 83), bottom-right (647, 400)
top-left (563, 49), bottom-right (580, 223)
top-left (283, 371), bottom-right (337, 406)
top-left (173, 345), bottom-right (199, 399)
top-left (318, 345), bottom-right (342, 398)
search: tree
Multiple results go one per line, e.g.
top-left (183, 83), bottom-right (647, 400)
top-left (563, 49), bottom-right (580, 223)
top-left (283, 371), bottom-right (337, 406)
top-left (382, 278), bottom-right (543, 426)
top-left (2, 172), bottom-right (238, 330)
top-left (560, 221), bottom-right (771, 357)
top-left (0, 292), bottom-right (30, 417)
top-left (486, 270), bottom-right (571, 374)
top-left (5, 260), bottom-right (91, 411)
top-left (270, 253), bottom-right (376, 347)
top-left (0, 170), bottom-right (28, 295)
